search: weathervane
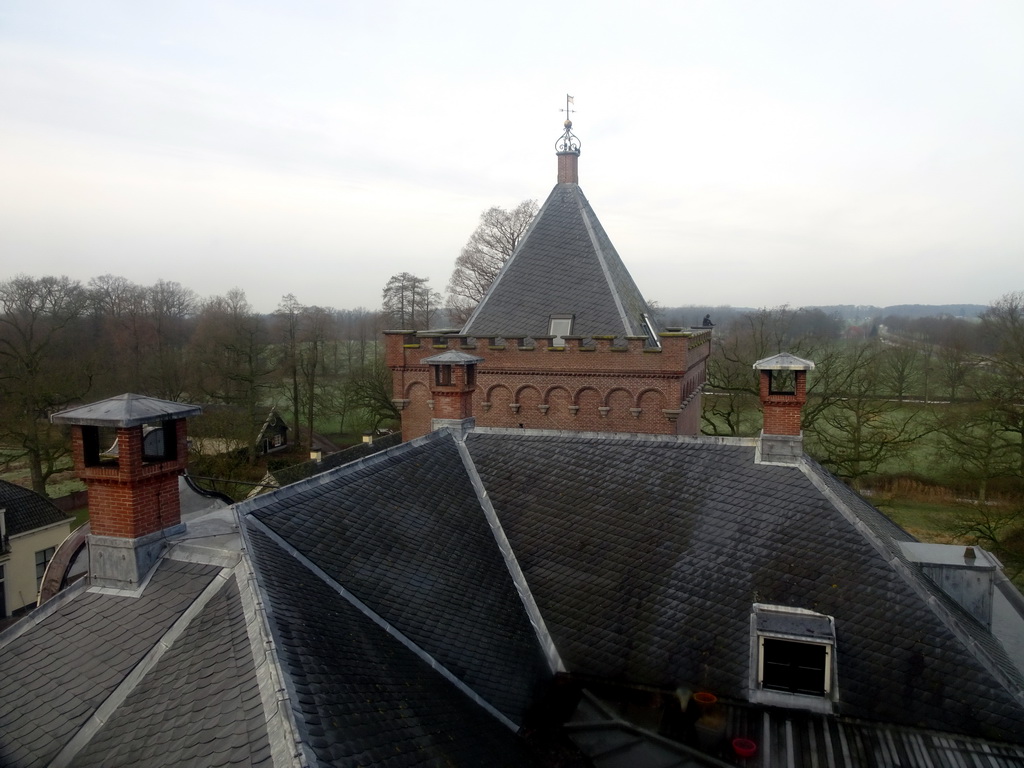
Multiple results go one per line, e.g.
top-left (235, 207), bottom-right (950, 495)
top-left (556, 93), bottom-right (581, 154)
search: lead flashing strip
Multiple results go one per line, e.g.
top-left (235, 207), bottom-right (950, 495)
top-left (574, 188), bottom-right (634, 337)
top-left (455, 437), bottom-right (566, 675)
top-left (244, 515), bottom-right (521, 733)
top-left (236, 551), bottom-right (308, 768)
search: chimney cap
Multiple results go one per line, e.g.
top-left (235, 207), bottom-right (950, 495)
top-left (51, 393), bottom-right (202, 428)
top-left (753, 353), bottom-right (815, 372)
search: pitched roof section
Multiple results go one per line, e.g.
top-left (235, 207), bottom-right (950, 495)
top-left (68, 573), bottom-right (272, 768)
top-left (242, 430), bottom-right (552, 725)
top-left (0, 559), bottom-right (221, 768)
top-left (463, 430), bottom-right (1024, 743)
top-left (245, 525), bottom-right (543, 767)
top-left (0, 478), bottom-right (68, 535)
top-left (462, 184), bottom-right (657, 339)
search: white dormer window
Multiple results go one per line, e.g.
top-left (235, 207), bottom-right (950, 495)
top-left (548, 315), bottom-right (574, 346)
top-left (750, 604), bottom-right (837, 714)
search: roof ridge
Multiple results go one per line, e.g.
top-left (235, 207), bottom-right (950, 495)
top-left (454, 437), bottom-right (564, 675)
top-left (461, 183), bottom-right (656, 339)
top-left (574, 186), bottom-right (634, 336)
top-left (234, 429), bottom-right (450, 514)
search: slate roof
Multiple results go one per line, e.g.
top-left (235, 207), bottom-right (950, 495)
top-left (245, 525), bottom-right (542, 767)
top-left (460, 430), bottom-right (1024, 743)
top-left (263, 431), bottom-right (401, 490)
top-left (0, 559), bottom-right (223, 768)
top-left (461, 183), bottom-right (657, 340)
top-left (5, 422), bottom-right (1024, 766)
top-left (0, 478), bottom-right (68, 536)
top-left (241, 430), bottom-right (553, 726)
top-left (69, 574), bottom-right (272, 768)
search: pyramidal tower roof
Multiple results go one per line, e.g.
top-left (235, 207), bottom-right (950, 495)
top-left (461, 106), bottom-right (659, 342)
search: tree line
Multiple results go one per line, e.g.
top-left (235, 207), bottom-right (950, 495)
top-left (0, 201), bottom-right (535, 497)
top-left (0, 274), bottom-right (394, 495)
top-left (701, 297), bottom-right (1024, 570)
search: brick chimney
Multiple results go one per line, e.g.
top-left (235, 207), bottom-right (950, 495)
top-left (422, 350), bottom-right (483, 438)
top-left (51, 394), bottom-right (202, 589)
top-left (753, 354), bottom-right (814, 465)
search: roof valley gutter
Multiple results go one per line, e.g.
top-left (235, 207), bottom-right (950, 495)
top-left (244, 514), bottom-right (522, 732)
top-left (454, 434), bottom-right (566, 675)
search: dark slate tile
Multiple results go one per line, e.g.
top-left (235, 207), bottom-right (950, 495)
top-left (463, 184), bottom-right (656, 339)
top-left (0, 478), bottom-right (69, 535)
top-left (70, 574), bottom-right (270, 768)
top-left (249, 432), bottom-right (551, 725)
top-left (465, 430), bottom-right (1024, 744)
top-left (0, 559), bottom-right (220, 768)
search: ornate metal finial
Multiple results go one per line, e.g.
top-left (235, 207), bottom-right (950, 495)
top-left (556, 93), bottom-right (580, 154)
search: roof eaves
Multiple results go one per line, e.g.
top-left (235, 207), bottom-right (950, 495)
top-left (236, 430), bottom-right (451, 516)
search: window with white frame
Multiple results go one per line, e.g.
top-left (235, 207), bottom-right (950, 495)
top-left (750, 604), bottom-right (837, 711)
top-left (548, 315), bottom-right (574, 346)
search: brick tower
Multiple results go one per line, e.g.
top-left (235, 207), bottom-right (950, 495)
top-left (51, 393), bottom-right (202, 589)
top-left (388, 111), bottom-right (710, 440)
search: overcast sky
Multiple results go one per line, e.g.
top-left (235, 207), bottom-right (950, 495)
top-left (2, 1), bottom-right (1022, 314)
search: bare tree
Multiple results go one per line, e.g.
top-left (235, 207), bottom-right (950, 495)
top-left (188, 289), bottom-right (275, 464)
top-left (0, 275), bottom-right (90, 494)
top-left (806, 342), bottom-right (930, 487)
top-left (382, 273), bottom-right (441, 331)
top-left (445, 199), bottom-right (538, 326)
top-left (274, 294), bottom-right (303, 440)
top-left (979, 292), bottom-right (1024, 477)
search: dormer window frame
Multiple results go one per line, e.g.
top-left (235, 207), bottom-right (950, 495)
top-left (548, 315), bottom-right (574, 347)
top-left (749, 603), bottom-right (838, 714)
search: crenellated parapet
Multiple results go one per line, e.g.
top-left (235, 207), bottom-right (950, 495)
top-left (386, 329), bottom-right (710, 440)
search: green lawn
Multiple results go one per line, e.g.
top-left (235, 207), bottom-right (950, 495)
top-left (874, 498), bottom-right (968, 544)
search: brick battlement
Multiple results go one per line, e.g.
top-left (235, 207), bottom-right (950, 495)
top-left (386, 329), bottom-right (710, 440)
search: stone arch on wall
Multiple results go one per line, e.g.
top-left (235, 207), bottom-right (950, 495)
top-left (605, 387), bottom-right (633, 414)
top-left (544, 386), bottom-right (572, 425)
top-left (484, 383), bottom-right (515, 427)
top-left (405, 380), bottom-right (430, 403)
top-left (516, 386), bottom-right (543, 422)
top-left (637, 387), bottom-right (668, 410)
top-left (485, 383), bottom-right (513, 404)
top-left (573, 386), bottom-right (601, 407)
top-left (575, 387), bottom-right (602, 423)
